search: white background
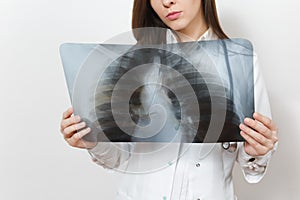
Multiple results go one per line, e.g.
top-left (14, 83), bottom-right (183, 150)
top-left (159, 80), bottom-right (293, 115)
top-left (0, 0), bottom-right (299, 199)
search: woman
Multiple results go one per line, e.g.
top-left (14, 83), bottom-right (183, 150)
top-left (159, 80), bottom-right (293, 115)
top-left (60, 0), bottom-right (278, 199)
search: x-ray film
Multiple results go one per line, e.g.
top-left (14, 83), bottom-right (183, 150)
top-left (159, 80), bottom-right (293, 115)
top-left (60, 37), bottom-right (254, 144)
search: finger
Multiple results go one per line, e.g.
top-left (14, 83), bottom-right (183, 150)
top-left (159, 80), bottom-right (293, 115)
top-left (253, 112), bottom-right (279, 143)
top-left (67, 127), bottom-right (91, 147)
top-left (62, 107), bottom-right (73, 120)
top-left (60, 115), bottom-right (81, 131)
top-left (253, 112), bottom-right (277, 131)
top-left (240, 131), bottom-right (268, 155)
top-left (63, 121), bottom-right (87, 139)
top-left (239, 123), bottom-right (273, 149)
top-left (243, 117), bottom-right (271, 139)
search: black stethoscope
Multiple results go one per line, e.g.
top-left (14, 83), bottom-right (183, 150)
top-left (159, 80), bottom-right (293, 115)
top-left (222, 142), bottom-right (237, 152)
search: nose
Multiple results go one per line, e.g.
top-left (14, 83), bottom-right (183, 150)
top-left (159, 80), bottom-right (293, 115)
top-left (162, 0), bottom-right (176, 8)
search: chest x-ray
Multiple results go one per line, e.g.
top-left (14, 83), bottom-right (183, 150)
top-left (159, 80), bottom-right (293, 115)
top-left (60, 37), bottom-right (254, 144)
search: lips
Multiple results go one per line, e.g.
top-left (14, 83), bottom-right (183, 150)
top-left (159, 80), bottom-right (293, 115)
top-left (166, 11), bottom-right (182, 20)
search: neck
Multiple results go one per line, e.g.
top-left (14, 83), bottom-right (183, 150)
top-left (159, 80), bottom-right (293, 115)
top-left (175, 11), bottom-right (208, 42)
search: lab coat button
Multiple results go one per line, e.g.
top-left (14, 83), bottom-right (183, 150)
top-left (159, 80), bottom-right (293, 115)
top-left (196, 163), bottom-right (200, 167)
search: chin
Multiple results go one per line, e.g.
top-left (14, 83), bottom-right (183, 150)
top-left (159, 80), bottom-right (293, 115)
top-left (166, 20), bottom-right (188, 31)
top-left (168, 24), bottom-right (187, 32)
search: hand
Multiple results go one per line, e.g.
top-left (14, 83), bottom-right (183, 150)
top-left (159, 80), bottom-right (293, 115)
top-left (239, 112), bottom-right (278, 157)
top-left (60, 107), bottom-right (96, 149)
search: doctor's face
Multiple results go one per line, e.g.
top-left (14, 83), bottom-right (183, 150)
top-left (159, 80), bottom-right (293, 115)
top-left (150, 0), bottom-right (206, 32)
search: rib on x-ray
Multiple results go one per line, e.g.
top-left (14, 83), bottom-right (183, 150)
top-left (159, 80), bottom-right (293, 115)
top-left (60, 38), bottom-right (254, 144)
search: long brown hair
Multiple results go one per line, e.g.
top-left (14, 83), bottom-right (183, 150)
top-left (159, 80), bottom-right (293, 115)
top-left (132, 0), bottom-right (228, 43)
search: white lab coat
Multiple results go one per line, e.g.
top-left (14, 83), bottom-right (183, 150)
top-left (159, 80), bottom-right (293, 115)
top-left (89, 28), bottom-right (277, 200)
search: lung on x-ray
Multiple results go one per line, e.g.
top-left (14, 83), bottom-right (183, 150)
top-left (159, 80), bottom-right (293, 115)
top-left (60, 38), bottom-right (254, 143)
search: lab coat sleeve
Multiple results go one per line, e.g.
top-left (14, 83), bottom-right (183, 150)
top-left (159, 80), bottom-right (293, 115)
top-left (236, 52), bottom-right (278, 183)
top-left (87, 142), bottom-right (133, 169)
